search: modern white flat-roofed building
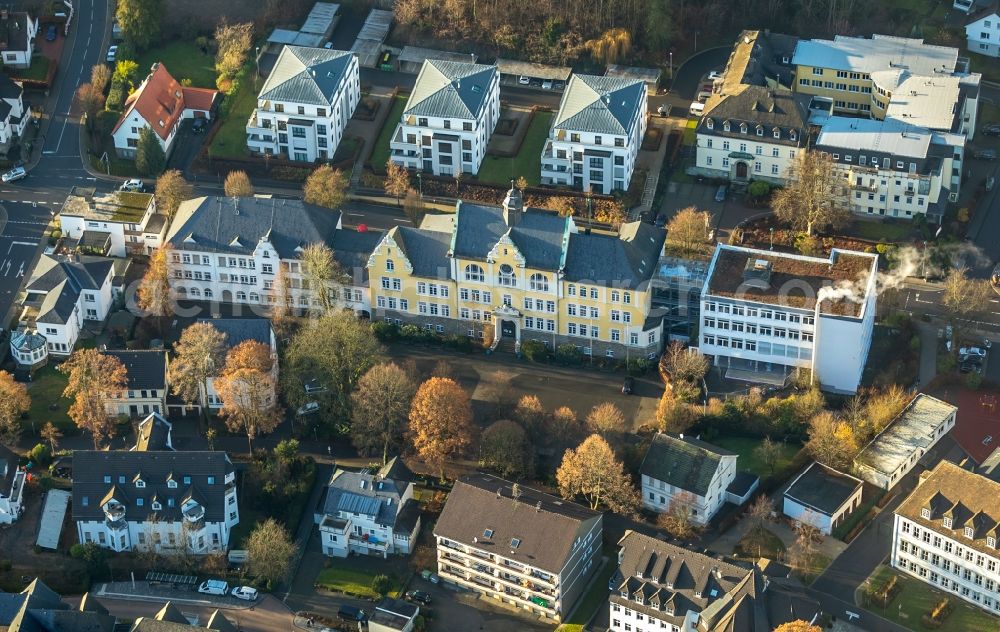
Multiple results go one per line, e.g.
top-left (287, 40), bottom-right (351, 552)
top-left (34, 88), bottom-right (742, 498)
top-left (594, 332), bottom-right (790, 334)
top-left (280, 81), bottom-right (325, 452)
top-left (892, 460), bottom-right (1000, 615)
top-left (540, 74), bottom-right (647, 194)
top-left (816, 117), bottom-right (965, 222)
top-left (699, 244), bottom-right (878, 394)
top-left (783, 462), bottom-right (863, 535)
top-left (434, 474), bottom-right (603, 622)
top-left (854, 393), bottom-right (957, 491)
top-left (59, 188), bottom-right (165, 257)
top-left (966, 7), bottom-right (1000, 57)
top-left (388, 60), bottom-right (500, 176)
top-left (246, 46), bottom-right (360, 162)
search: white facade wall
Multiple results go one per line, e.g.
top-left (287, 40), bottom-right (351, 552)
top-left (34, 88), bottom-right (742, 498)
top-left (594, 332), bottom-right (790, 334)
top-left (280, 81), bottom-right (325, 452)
top-left (113, 109), bottom-right (175, 159)
top-left (246, 56), bottom-right (360, 162)
top-left (60, 206), bottom-right (158, 258)
top-left (0, 469), bottom-right (25, 524)
top-left (0, 16), bottom-right (37, 69)
top-left (540, 102), bottom-right (647, 194)
top-left (783, 486), bottom-right (862, 536)
top-left (699, 299), bottom-right (818, 370)
top-left (967, 14), bottom-right (1000, 58)
top-left (318, 485), bottom-right (420, 558)
top-left (814, 302), bottom-right (875, 393)
top-left (107, 391), bottom-right (166, 417)
top-left (610, 601), bottom-right (692, 632)
top-left (834, 157), bottom-right (962, 220)
top-left (389, 72), bottom-right (500, 176)
top-left (855, 414), bottom-right (955, 491)
top-left (31, 274), bottom-right (113, 357)
top-left (640, 455), bottom-right (737, 525)
top-left (892, 514), bottom-right (1000, 615)
top-left (694, 130), bottom-right (799, 184)
top-left (0, 94), bottom-right (29, 145)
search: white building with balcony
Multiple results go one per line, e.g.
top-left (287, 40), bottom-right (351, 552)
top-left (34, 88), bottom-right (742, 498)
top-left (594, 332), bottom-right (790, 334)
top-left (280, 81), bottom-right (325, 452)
top-left (164, 196), bottom-right (378, 315)
top-left (434, 474), bottom-right (603, 622)
top-left (71, 413), bottom-right (239, 553)
top-left (816, 117), bottom-right (966, 223)
top-left (540, 74), bottom-right (647, 194)
top-left (0, 446), bottom-right (26, 524)
top-left (59, 187), bottom-right (166, 257)
top-left (892, 460), bottom-right (1000, 615)
top-left (388, 59), bottom-right (499, 176)
top-left (699, 244), bottom-right (879, 394)
top-left (314, 458), bottom-right (421, 559)
top-left (246, 46), bottom-right (360, 162)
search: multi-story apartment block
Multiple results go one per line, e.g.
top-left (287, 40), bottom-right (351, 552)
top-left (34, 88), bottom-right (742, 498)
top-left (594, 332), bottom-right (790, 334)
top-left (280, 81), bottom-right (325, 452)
top-left (791, 35), bottom-right (980, 139)
top-left (434, 474), bottom-right (603, 622)
top-left (816, 117), bottom-right (965, 222)
top-left (540, 74), bottom-right (647, 194)
top-left (699, 244), bottom-right (878, 393)
top-left (72, 412), bottom-right (239, 553)
top-left (199, 318), bottom-right (277, 411)
top-left (164, 196), bottom-right (378, 314)
top-left (892, 460), bottom-right (1000, 615)
top-left (640, 433), bottom-right (741, 525)
top-left (966, 6), bottom-right (1000, 58)
top-left (693, 86), bottom-right (809, 186)
top-left (103, 350), bottom-right (169, 418)
top-left (855, 393), bottom-right (957, 491)
top-left (246, 46), bottom-right (360, 162)
top-left (314, 458), bottom-right (421, 559)
top-left (112, 64), bottom-right (218, 159)
top-left (388, 60), bottom-right (500, 176)
top-left (59, 187), bottom-right (166, 257)
top-left (609, 530), bottom-right (821, 632)
top-left (368, 185), bottom-right (667, 358)
top-left (15, 254), bottom-right (115, 359)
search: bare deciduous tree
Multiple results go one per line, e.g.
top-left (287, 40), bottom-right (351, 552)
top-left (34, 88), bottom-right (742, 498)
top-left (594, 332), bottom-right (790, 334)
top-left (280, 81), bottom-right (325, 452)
top-left (772, 150), bottom-right (850, 236)
top-left (664, 207), bottom-right (712, 255)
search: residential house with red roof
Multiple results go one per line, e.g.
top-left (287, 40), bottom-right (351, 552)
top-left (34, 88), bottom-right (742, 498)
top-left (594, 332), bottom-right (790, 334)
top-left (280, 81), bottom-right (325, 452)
top-left (112, 63), bottom-right (218, 159)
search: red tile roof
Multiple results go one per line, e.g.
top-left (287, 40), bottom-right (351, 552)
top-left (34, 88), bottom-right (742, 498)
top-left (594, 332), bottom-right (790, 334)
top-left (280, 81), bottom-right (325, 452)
top-left (113, 64), bottom-right (218, 141)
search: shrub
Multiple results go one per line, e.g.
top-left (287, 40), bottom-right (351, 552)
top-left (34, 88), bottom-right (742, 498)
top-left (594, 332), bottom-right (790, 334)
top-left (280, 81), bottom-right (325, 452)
top-left (371, 321), bottom-right (399, 342)
top-left (400, 324), bottom-right (423, 340)
top-left (627, 357), bottom-right (650, 376)
top-left (555, 343), bottom-right (581, 365)
top-left (371, 574), bottom-right (392, 597)
top-left (937, 353), bottom-right (956, 374)
top-left (521, 339), bottom-right (547, 362)
top-left (747, 180), bottom-right (770, 199)
top-left (105, 77), bottom-right (127, 111)
top-left (965, 371), bottom-right (983, 390)
top-left (28, 443), bottom-right (50, 466)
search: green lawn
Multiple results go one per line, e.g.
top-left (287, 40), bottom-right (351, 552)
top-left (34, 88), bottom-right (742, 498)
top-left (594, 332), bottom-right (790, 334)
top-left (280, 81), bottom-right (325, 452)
top-left (735, 527), bottom-right (785, 559)
top-left (89, 153), bottom-right (140, 178)
top-left (865, 565), bottom-right (1000, 631)
top-left (682, 118), bottom-right (698, 146)
top-left (137, 40), bottom-right (218, 88)
top-left (557, 553), bottom-right (615, 632)
top-left (477, 111), bottom-right (554, 187)
top-left (16, 57), bottom-right (50, 82)
top-left (24, 365), bottom-right (72, 433)
top-left (228, 506), bottom-right (264, 550)
top-left (368, 94), bottom-right (408, 171)
top-left (852, 221), bottom-right (914, 243)
top-left (796, 553), bottom-right (832, 586)
top-left (967, 52), bottom-right (1000, 84)
top-left (711, 436), bottom-right (801, 479)
top-left (315, 566), bottom-right (402, 599)
top-left (208, 70), bottom-right (259, 159)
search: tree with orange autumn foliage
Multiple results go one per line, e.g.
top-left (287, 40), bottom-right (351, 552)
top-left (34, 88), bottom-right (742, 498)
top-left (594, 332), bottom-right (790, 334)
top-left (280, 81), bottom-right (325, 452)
top-left (215, 340), bottom-right (282, 451)
top-left (556, 434), bottom-right (639, 516)
top-left (773, 621), bottom-right (821, 632)
top-left (60, 349), bottom-right (128, 448)
top-left (0, 371), bottom-right (30, 445)
top-left (407, 377), bottom-right (474, 480)
top-left (805, 411), bottom-right (858, 470)
top-left (136, 243), bottom-right (172, 334)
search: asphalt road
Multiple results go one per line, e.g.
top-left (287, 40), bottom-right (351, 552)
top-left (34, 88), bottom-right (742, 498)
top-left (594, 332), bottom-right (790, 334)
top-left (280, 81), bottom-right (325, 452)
top-left (65, 594), bottom-right (295, 631)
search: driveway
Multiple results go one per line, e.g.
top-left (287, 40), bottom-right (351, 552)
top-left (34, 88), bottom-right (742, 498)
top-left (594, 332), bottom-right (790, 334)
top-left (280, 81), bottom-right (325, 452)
top-left (658, 180), bottom-right (767, 235)
top-left (169, 119), bottom-right (209, 174)
top-left (671, 48), bottom-right (731, 100)
top-left (407, 575), bottom-right (552, 632)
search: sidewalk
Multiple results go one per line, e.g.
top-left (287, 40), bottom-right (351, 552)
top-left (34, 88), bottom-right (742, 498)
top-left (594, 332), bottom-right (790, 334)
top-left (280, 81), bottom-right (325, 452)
top-left (916, 320), bottom-right (939, 387)
top-left (96, 581), bottom-right (255, 609)
top-left (707, 513), bottom-right (847, 562)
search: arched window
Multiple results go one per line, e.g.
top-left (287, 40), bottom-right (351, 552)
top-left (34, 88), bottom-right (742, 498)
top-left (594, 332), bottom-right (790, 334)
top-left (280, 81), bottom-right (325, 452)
top-left (189, 287), bottom-right (201, 297)
top-left (176, 286), bottom-right (187, 295)
top-left (464, 263), bottom-right (484, 282)
top-left (790, 130), bottom-right (797, 141)
top-left (498, 264), bottom-right (516, 287)
top-left (529, 273), bottom-right (549, 292)
top-left (236, 291), bottom-right (247, 302)
top-left (203, 288), bottom-right (213, 299)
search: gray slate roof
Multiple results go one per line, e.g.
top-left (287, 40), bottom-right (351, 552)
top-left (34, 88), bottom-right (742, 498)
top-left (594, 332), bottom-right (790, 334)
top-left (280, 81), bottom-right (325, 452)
top-left (0, 74), bottom-right (23, 100)
top-left (451, 202), bottom-right (569, 270)
top-left (0, 579), bottom-right (117, 632)
top-left (330, 227), bottom-right (383, 283)
top-left (434, 474), bottom-right (602, 574)
top-left (390, 226), bottom-right (452, 279)
top-left (784, 462), bottom-right (862, 517)
top-left (166, 196), bottom-right (344, 259)
top-left (702, 86), bottom-right (809, 143)
top-left (133, 413), bottom-right (173, 452)
top-left (404, 60), bottom-right (497, 120)
top-left (259, 46), bottom-right (355, 106)
top-left (25, 255), bottom-right (114, 325)
top-left (564, 220), bottom-right (664, 286)
top-left (196, 318), bottom-right (274, 351)
top-left (320, 466), bottom-right (415, 533)
top-left (640, 433), bottom-right (735, 497)
top-left (72, 448), bottom-right (235, 523)
top-left (553, 74), bottom-right (646, 136)
top-left (104, 350), bottom-right (167, 391)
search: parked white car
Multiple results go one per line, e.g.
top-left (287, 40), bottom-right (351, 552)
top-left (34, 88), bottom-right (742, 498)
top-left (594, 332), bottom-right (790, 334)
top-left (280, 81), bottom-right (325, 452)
top-left (1, 166), bottom-right (26, 183)
top-left (197, 580), bottom-right (229, 595)
top-left (120, 178), bottom-right (144, 192)
top-left (231, 586), bottom-right (258, 601)
top-left (960, 347), bottom-right (988, 359)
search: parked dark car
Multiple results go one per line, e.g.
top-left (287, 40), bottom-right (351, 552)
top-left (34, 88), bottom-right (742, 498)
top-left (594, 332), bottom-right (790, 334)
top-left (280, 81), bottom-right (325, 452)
top-left (406, 590), bottom-right (432, 605)
top-left (191, 117), bottom-right (208, 133)
top-left (973, 149), bottom-right (997, 161)
top-left (45, 25), bottom-right (57, 41)
top-left (982, 123), bottom-right (1000, 137)
top-left (337, 605), bottom-right (366, 622)
top-left (654, 214), bottom-right (668, 228)
top-left (622, 377), bottom-right (635, 395)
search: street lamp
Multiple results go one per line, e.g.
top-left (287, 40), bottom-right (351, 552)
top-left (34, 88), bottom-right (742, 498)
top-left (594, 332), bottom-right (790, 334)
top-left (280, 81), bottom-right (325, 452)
top-left (769, 227), bottom-right (774, 250)
top-left (669, 51), bottom-right (673, 80)
top-left (417, 172), bottom-right (423, 198)
top-left (254, 46), bottom-right (261, 84)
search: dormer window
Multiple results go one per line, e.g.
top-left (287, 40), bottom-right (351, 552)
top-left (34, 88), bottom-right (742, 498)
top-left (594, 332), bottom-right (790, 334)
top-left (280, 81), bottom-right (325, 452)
top-left (921, 508), bottom-right (930, 519)
top-left (723, 121), bottom-right (730, 132)
top-left (790, 131), bottom-right (797, 141)
top-left (706, 119), bottom-right (714, 130)
top-left (756, 126), bottom-right (763, 136)
top-left (740, 123), bottom-right (747, 134)
top-left (773, 128), bottom-right (780, 139)
top-left (136, 479), bottom-right (145, 488)
top-left (695, 590), bottom-right (702, 598)
top-left (989, 537), bottom-right (997, 549)
top-left (965, 526), bottom-right (975, 538)
top-left (621, 590), bottom-right (628, 598)
top-left (944, 517), bottom-right (953, 529)
top-left (665, 605), bottom-right (674, 615)
top-left (634, 594), bottom-right (643, 605)
top-left (151, 501), bottom-right (162, 511)
top-left (167, 479), bottom-right (177, 489)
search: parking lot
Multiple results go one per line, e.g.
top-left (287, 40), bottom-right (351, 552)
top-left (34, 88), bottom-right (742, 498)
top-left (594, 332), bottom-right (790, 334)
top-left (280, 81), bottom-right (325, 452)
top-left (408, 575), bottom-right (553, 632)
top-left (658, 178), bottom-right (766, 235)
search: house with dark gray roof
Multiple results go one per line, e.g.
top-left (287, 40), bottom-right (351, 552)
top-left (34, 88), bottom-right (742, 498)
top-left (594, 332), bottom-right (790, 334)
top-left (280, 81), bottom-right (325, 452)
top-left (609, 530), bottom-right (821, 632)
top-left (389, 59), bottom-right (500, 176)
top-left (0, 446), bottom-right (25, 525)
top-left (434, 474), bottom-right (603, 622)
top-left (369, 597), bottom-right (419, 632)
top-left (640, 433), bottom-right (749, 525)
top-left (314, 458), bottom-right (421, 558)
top-left (540, 73), bottom-right (647, 194)
top-left (368, 185), bottom-right (667, 358)
top-left (12, 254), bottom-right (115, 362)
top-left (72, 414), bottom-right (239, 554)
top-left (0, 74), bottom-right (29, 154)
top-left (783, 462), bottom-right (863, 535)
top-left (0, 12), bottom-right (39, 70)
top-left (103, 350), bottom-right (169, 419)
top-left (246, 45), bottom-right (360, 162)
top-left (164, 196), bottom-right (375, 316)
